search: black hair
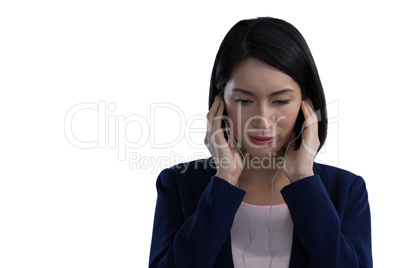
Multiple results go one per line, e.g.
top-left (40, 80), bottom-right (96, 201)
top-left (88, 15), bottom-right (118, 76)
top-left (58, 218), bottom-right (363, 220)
top-left (208, 17), bottom-right (327, 152)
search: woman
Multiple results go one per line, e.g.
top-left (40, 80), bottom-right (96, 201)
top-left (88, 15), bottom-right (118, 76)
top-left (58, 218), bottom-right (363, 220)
top-left (149, 17), bottom-right (372, 268)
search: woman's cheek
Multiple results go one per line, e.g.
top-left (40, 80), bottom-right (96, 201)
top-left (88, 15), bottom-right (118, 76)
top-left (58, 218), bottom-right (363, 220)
top-left (225, 107), bottom-right (244, 137)
top-left (279, 108), bottom-right (299, 134)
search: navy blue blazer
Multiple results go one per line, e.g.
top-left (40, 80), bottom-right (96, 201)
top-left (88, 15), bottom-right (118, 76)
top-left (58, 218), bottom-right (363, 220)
top-left (149, 157), bottom-right (372, 267)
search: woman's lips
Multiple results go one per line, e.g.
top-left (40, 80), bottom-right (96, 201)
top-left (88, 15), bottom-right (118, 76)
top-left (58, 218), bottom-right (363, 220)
top-left (248, 135), bottom-right (275, 145)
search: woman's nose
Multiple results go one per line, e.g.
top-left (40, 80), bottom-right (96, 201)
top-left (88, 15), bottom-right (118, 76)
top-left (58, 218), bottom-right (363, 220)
top-left (251, 104), bottom-right (272, 129)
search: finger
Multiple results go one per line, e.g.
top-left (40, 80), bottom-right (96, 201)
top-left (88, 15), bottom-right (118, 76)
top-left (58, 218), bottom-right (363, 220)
top-left (307, 100), bottom-right (320, 133)
top-left (210, 101), bottom-right (227, 147)
top-left (305, 98), bottom-right (319, 122)
top-left (300, 100), bottom-right (320, 153)
top-left (213, 99), bottom-right (225, 131)
top-left (305, 99), bottom-right (318, 128)
top-left (206, 96), bottom-right (222, 132)
top-left (207, 96), bottom-right (223, 121)
top-left (301, 100), bottom-right (318, 130)
top-left (227, 126), bottom-right (235, 149)
top-left (305, 97), bottom-right (315, 112)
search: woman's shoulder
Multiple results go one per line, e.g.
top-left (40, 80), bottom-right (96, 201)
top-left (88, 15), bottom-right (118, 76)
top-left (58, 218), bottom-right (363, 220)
top-left (161, 157), bottom-right (217, 177)
top-left (173, 157), bottom-right (217, 174)
top-left (156, 157), bottom-right (217, 186)
top-left (155, 157), bottom-right (222, 206)
top-left (314, 162), bottom-right (367, 189)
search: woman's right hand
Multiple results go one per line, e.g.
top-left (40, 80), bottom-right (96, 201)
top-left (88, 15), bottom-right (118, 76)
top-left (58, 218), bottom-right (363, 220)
top-left (204, 96), bottom-right (244, 186)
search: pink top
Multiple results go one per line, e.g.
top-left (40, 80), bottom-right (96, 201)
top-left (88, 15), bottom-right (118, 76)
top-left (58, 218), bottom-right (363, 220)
top-left (231, 202), bottom-right (293, 268)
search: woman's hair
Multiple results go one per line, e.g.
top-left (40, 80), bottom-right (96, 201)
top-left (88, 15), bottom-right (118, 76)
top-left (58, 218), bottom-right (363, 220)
top-left (208, 16), bottom-right (327, 152)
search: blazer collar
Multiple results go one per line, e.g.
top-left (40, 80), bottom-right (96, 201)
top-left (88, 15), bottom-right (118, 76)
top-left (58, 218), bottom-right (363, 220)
top-left (313, 161), bottom-right (321, 174)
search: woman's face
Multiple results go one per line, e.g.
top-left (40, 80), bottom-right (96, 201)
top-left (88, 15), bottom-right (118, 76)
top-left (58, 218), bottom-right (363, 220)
top-left (223, 57), bottom-right (302, 159)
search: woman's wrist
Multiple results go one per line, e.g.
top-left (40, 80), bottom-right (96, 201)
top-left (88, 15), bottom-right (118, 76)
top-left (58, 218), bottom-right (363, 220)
top-left (215, 171), bottom-right (239, 186)
top-left (287, 170), bottom-right (314, 183)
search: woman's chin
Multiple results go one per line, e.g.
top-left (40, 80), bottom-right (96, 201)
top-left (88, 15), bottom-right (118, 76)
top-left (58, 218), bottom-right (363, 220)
top-left (242, 145), bottom-right (285, 159)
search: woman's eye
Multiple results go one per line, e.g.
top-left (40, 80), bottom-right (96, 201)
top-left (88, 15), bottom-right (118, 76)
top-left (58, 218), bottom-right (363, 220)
top-left (273, 100), bottom-right (290, 105)
top-left (234, 99), bottom-right (250, 104)
top-left (234, 99), bottom-right (289, 105)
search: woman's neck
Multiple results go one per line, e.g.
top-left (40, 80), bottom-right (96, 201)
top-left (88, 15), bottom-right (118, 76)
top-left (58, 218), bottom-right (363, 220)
top-left (238, 148), bottom-right (286, 179)
top-left (239, 164), bottom-right (286, 184)
top-left (236, 149), bottom-right (290, 202)
top-left (237, 166), bottom-right (290, 205)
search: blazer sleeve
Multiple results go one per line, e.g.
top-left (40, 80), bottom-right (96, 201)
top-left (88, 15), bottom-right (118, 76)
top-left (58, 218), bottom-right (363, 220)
top-left (281, 175), bottom-right (372, 268)
top-left (149, 168), bottom-right (246, 268)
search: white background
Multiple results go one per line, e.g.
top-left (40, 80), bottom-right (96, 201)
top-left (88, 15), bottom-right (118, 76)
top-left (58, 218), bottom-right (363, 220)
top-left (1, 0), bottom-right (400, 267)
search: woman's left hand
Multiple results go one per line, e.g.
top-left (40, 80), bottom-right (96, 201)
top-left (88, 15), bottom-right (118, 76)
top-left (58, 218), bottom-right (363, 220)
top-left (283, 99), bottom-right (321, 183)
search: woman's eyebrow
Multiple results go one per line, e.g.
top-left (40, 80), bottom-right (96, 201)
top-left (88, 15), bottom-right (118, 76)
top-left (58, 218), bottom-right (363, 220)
top-left (231, 88), bottom-right (295, 96)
